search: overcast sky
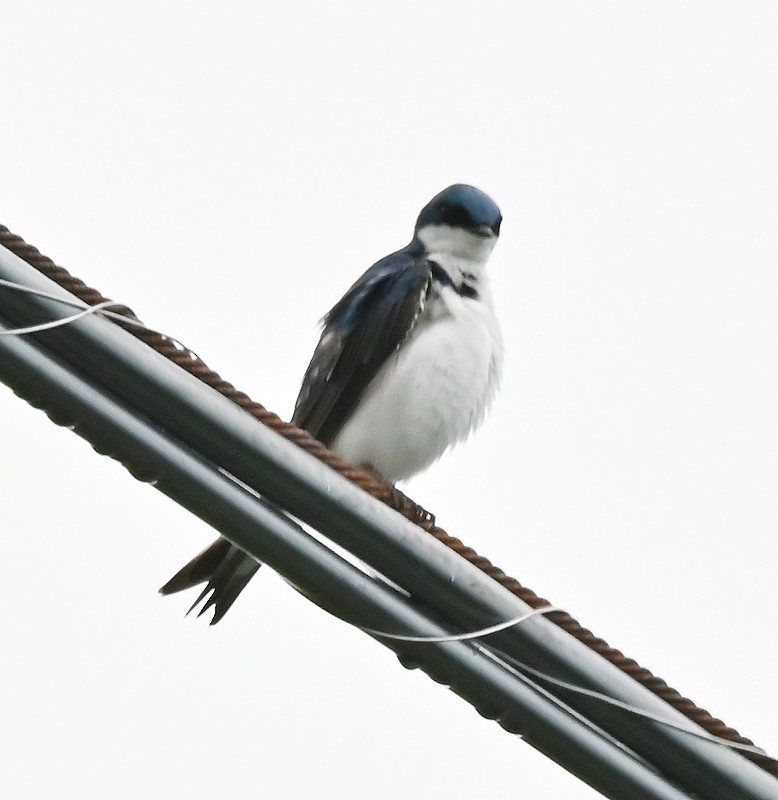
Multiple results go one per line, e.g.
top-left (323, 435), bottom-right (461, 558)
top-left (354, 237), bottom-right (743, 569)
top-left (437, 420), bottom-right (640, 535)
top-left (2, 3), bottom-right (777, 799)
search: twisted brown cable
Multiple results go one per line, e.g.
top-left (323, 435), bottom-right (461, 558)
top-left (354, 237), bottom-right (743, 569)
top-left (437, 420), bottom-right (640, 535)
top-left (1, 223), bottom-right (774, 776)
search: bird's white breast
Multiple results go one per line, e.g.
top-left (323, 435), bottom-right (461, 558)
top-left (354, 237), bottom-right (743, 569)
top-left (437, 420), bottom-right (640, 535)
top-left (330, 276), bottom-right (503, 482)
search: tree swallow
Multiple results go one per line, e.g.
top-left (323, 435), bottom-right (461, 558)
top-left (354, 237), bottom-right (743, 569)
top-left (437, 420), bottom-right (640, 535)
top-left (160, 184), bottom-right (504, 623)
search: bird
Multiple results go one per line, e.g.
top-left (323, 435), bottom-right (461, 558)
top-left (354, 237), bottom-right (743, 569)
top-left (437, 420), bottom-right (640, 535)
top-left (159, 183), bottom-right (504, 623)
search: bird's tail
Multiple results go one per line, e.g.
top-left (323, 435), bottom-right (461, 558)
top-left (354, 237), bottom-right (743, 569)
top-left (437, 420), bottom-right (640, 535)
top-left (159, 538), bottom-right (262, 624)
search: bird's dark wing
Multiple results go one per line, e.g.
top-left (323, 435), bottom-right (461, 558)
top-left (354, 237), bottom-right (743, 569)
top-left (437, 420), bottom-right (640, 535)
top-left (159, 249), bottom-right (431, 624)
top-left (292, 248), bottom-right (432, 445)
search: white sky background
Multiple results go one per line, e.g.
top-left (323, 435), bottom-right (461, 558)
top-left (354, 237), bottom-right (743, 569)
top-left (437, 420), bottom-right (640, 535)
top-left (1, 3), bottom-right (777, 798)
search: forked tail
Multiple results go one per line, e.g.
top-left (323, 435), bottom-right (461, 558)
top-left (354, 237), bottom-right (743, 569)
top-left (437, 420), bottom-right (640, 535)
top-left (159, 538), bottom-right (262, 624)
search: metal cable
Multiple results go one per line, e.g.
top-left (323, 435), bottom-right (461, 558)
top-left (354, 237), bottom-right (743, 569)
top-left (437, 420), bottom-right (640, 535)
top-left (1, 223), bottom-right (774, 777)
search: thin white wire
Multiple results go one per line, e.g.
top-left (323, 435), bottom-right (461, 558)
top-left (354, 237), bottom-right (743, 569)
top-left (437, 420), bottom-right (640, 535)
top-left (312, 582), bottom-right (771, 759)
top-left (0, 277), bottom-right (198, 358)
top-left (360, 605), bottom-right (561, 642)
top-left (337, 593), bottom-right (771, 756)
top-left (309, 587), bottom-right (767, 756)
top-left (0, 277), bottom-right (143, 327)
top-left (0, 298), bottom-right (119, 334)
top-left (476, 643), bottom-right (769, 757)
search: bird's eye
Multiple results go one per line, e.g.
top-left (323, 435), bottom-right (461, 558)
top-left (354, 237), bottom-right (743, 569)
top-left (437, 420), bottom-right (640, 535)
top-left (439, 203), bottom-right (470, 228)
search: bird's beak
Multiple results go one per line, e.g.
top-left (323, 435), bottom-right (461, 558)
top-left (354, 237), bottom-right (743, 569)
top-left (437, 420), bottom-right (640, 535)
top-left (477, 222), bottom-right (500, 238)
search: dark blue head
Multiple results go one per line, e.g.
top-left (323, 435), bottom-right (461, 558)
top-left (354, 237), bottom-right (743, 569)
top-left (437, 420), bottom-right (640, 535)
top-left (414, 184), bottom-right (502, 238)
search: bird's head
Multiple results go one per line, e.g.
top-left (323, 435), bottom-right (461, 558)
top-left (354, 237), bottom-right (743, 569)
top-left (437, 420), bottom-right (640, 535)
top-left (414, 184), bottom-right (502, 263)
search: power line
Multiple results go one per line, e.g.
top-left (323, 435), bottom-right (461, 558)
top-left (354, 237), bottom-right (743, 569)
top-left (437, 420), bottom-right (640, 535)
top-left (1, 231), bottom-right (776, 800)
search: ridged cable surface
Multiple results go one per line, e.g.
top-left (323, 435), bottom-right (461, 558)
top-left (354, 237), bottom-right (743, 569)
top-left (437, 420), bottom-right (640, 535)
top-left (1, 223), bottom-right (774, 776)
